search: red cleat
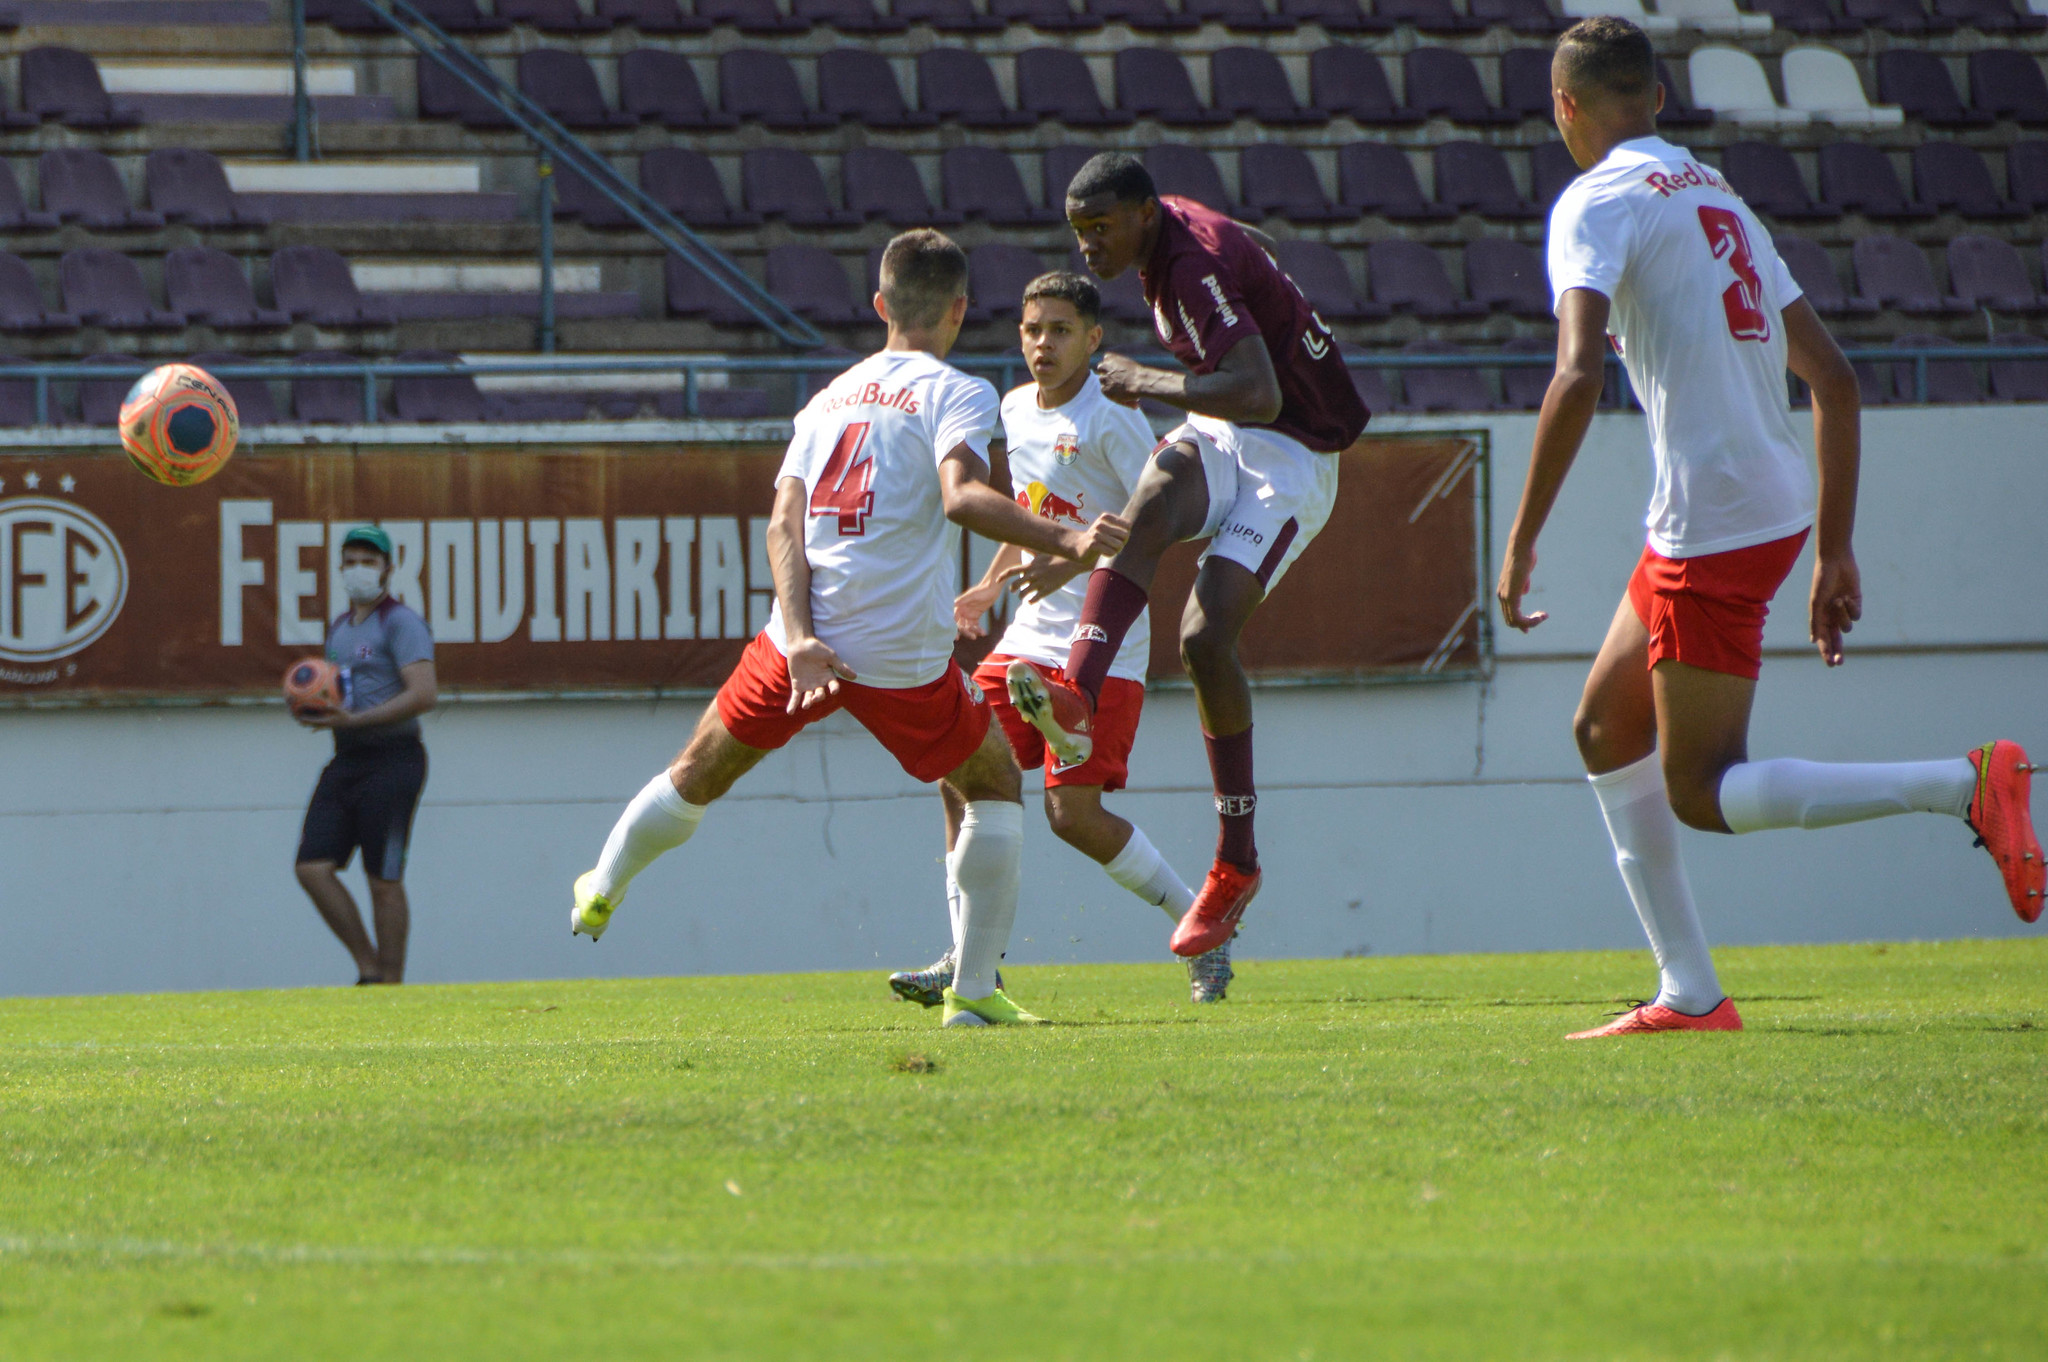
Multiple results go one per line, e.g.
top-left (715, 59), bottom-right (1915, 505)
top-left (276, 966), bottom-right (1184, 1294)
top-left (1171, 859), bottom-right (1261, 957)
top-left (1965, 740), bottom-right (2044, 923)
top-left (1005, 659), bottom-right (1094, 767)
top-left (1566, 998), bottom-right (1742, 1039)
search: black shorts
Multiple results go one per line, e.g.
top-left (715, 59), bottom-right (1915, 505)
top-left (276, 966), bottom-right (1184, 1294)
top-left (295, 739), bottom-right (428, 881)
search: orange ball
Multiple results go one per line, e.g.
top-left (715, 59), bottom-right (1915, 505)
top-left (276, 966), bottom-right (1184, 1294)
top-left (119, 363), bottom-right (240, 487)
top-left (283, 657), bottom-right (344, 717)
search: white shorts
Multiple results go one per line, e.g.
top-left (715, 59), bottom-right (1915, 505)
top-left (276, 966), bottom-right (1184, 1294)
top-left (1169, 414), bottom-right (1339, 593)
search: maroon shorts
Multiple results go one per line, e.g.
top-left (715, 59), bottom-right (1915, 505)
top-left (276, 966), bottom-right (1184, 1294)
top-left (1627, 529), bottom-right (1808, 680)
top-left (716, 632), bottom-right (991, 783)
top-left (976, 655), bottom-right (1144, 792)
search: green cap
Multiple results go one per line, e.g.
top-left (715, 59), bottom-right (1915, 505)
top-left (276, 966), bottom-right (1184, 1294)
top-left (340, 524), bottom-right (392, 557)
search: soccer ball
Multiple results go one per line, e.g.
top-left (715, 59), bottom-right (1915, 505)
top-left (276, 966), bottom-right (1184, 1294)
top-left (118, 363), bottom-right (239, 487)
top-left (283, 657), bottom-right (344, 717)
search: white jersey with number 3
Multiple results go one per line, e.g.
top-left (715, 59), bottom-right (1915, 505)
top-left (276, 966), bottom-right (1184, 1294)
top-left (1547, 135), bottom-right (1816, 559)
top-left (767, 348), bottom-right (1000, 689)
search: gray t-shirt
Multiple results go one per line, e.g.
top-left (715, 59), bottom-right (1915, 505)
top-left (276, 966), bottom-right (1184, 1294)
top-left (326, 598), bottom-right (434, 747)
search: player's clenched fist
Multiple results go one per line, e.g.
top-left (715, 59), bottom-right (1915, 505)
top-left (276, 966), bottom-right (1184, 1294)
top-left (1062, 513), bottom-right (1130, 563)
top-left (1093, 353), bottom-right (1147, 407)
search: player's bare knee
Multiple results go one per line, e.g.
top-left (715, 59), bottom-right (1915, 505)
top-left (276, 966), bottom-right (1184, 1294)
top-left (1179, 612), bottom-right (1237, 678)
top-left (1042, 792), bottom-right (1096, 846)
top-left (946, 727), bottom-right (1023, 805)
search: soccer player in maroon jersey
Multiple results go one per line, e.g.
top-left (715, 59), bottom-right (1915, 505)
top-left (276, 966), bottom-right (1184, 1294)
top-left (1004, 152), bottom-right (1371, 959)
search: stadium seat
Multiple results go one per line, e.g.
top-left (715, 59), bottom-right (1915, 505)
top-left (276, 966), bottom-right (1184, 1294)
top-left (0, 356), bottom-right (39, 428)
top-left (818, 48), bottom-right (936, 128)
top-left (189, 351), bottom-right (281, 425)
top-left (413, 0), bottom-right (513, 30)
top-left (1816, 143), bottom-right (1932, 219)
top-left (1369, 239), bottom-right (1485, 317)
top-left (1498, 335), bottom-right (1555, 410)
top-left (1210, 46), bottom-right (1326, 126)
top-left (1239, 143), bottom-right (1354, 222)
top-left (0, 252), bottom-right (78, 332)
top-left (699, 0), bottom-right (810, 30)
top-left (844, 148), bottom-right (962, 226)
top-left (1397, 339), bottom-right (1496, 412)
top-left (721, 50), bottom-right (835, 129)
top-left (1661, 0), bottom-right (1772, 31)
top-left (1144, 145), bottom-right (1243, 216)
top-left (1272, 239), bottom-right (1383, 319)
top-left (1876, 50), bottom-right (1990, 128)
top-left (795, 0), bottom-right (910, 28)
top-left (309, 0), bottom-right (403, 32)
top-left (501, 0), bottom-right (614, 30)
top-left (617, 50), bottom-right (735, 129)
top-left (1721, 143), bottom-right (1839, 220)
top-left (1464, 238), bottom-right (1551, 318)
top-left (968, 243), bottom-right (1049, 321)
top-left (1932, 0), bottom-right (2045, 28)
top-left (1377, 0), bottom-right (1481, 28)
top-left (1987, 332), bottom-right (2048, 401)
top-left (1337, 142), bottom-right (1450, 219)
top-left (1749, 0), bottom-right (1856, 32)
top-left (1182, 0), bottom-right (1297, 31)
top-left (1116, 49), bottom-right (1228, 126)
top-left (1016, 48), bottom-right (1132, 126)
top-left (390, 349), bottom-right (487, 422)
top-left (942, 146), bottom-right (1059, 224)
top-left (1561, 0), bottom-right (1677, 31)
top-left (1969, 50), bottom-right (2048, 126)
top-left (1688, 47), bottom-right (1808, 126)
top-left (1946, 235), bottom-right (2048, 312)
top-left (664, 253), bottom-right (758, 325)
top-left (1890, 334), bottom-right (1981, 403)
top-left (1774, 233), bottom-right (1877, 314)
top-left (1404, 49), bottom-right (1515, 125)
top-left (1090, 0), bottom-right (1201, 28)
top-left (1070, 248), bottom-right (1149, 321)
top-left (1912, 142), bottom-right (2025, 218)
top-left (1840, 0), bottom-right (1954, 32)
top-left (60, 250), bottom-right (184, 331)
top-left (1279, 0), bottom-right (1393, 30)
top-left (989, 0), bottom-right (1104, 29)
top-left (145, 149), bottom-right (269, 228)
top-left (1468, 0), bottom-right (1567, 31)
top-left (742, 148), bottom-right (859, 227)
top-left (271, 245), bottom-right (398, 327)
top-left (919, 48), bottom-right (1036, 128)
top-left (639, 148), bottom-right (759, 228)
top-left (290, 350), bottom-right (369, 423)
top-left (1043, 145), bottom-right (1101, 206)
top-left (416, 56), bottom-right (515, 129)
top-left (597, 0), bottom-right (713, 31)
top-left (764, 244), bottom-right (866, 326)
top-left (1850, 235), bottom-right (1971, 313)
top-left (1781, 46), bottom-right (1903, 127)
top-left (553, 163), bottom-right (635, 229)
top-left (20, 47), bottom-right (142, 128)
top-left (519, 50), bottom-right (636, 129)
top-left (1342, 348), bottom-right (1395, 416)
top-left (0, 162), bottom-right (56, 231)
top-left (37, 149), bottom-right (162, 230)
top-left (1531, 140), bottom-right (1580, 213)
top-left (78, 353), bottom-right (144, 426)
top-left (1434, 141), bottom-right (1540, 220)
top-left (892, 0), bottom-right (1005, 29)
top-left (1309, 46), bottom-right (1421, 124)
top-left (1655, 57), bottom-right (1715, 128)
top-left (1499, 49), bottom-right (1556, 121)
top-left (165, 248), bottom-right (289, 329)
top-left (2010, 140), bottom-right (2048, 210)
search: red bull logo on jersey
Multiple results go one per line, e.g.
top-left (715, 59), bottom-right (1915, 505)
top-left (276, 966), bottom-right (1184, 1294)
top-left (1053, 433), bottom-right (1080, 466)
top-left (1019, 480), bottom-right (1086, 525)
top-left (1644, 162), bottom-right (1733, 200)
top-left (822, 381), bottom-right (920, 416)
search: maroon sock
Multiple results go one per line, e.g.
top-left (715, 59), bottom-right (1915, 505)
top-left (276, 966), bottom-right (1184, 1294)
top-left (1205, 726), bottom-right (1257, 872)
top-left (1062, 567), bottom-right (1149, 708)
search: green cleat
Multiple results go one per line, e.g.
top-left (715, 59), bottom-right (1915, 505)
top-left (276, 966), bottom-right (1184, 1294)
top-left (571, 870), bottom-right (617, 942)
top-left (942, 987), bottom-right (1046, 1027)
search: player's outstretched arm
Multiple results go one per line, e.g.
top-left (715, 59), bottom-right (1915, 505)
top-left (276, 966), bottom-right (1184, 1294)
top-left (1783, 297), bottom-right (1863, 668)
top-left (939, 445), bottom-right (1130, 562)
top-left (1095, 335), bottom-right (1283, 426)
top-left (1498, 287), bottom-right (1610, 633)
top-left (766, 475), bottom-right (856, 710)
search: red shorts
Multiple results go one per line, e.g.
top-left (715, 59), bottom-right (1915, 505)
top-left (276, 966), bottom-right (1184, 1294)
top-left (1627, 529), bottom-right (1808, 680)
top-left (975, 655), bottom-right (1144, 791)
top-left (716, 632), bottom-right (991, 784)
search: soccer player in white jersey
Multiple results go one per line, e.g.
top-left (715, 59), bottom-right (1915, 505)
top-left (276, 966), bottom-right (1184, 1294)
top-left (1499, 18), bottom-right (2042, 1038)
top-left (569, 231), bottom-right (1130, 1028)
top-left (887, 272), bottom-right (1233, 1009)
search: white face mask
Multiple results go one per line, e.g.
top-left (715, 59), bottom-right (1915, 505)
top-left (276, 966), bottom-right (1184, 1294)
top-left (341, 564), bottom-right (385, 606)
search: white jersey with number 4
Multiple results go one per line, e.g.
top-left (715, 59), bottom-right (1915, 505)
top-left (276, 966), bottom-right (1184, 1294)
top-left (994, 374), bottom-right (1157, 684)
top-left (1547, 135), bottom-right (1816, 559)
top-left (767, 348), bottom-right (1000, 689)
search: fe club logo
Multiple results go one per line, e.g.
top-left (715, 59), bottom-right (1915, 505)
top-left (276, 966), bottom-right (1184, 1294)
top-left (0, 497), bottom-right (128, 663)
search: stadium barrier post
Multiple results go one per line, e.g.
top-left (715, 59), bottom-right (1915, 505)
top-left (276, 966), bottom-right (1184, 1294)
top-left (537, 153), bottom-right (556, 355)
top-left (362, 361), bottom-right (377, 424)
top-left (1914, 355), bottom-right (1928, 405)
top-left (684, 366), bottom-right (698, 417)
top-left (291, 0), bottom-right (312, 162)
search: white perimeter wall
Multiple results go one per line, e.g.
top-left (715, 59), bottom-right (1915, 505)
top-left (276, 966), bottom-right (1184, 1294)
top-left (2, 406), bottom-right (2042, 996)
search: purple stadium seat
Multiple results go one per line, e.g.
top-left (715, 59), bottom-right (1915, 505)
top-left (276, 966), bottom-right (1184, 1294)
top-left (1890, 334), bottom-right (1981, 403)
top-left (1774, 233), bottom-right (1876, 314)
top-left (20, 47), bottom-right (141, 128)
top-left (742, 148), bottom-right (860, 226)
top-left (796, 0), bottom-right (909, 28)
top-left (1877, 50), bottom-right (1991, 128)
top-left (1272, 239), bottom-right (1382, 319)
top-left (271, 245), bottom-right (398, 327)
top-left (390, 350), bottom-right (486, 423)
top-left (553, 163), bottom-right (635, 229)
top-left (1947, 235), bottom-right (2047, 312)
top-left (1145, 145), bottom-right (1242, 216)
top-left (59, 250), bottom-right (183, 330)
top-left (518, 50), bottom-right (636, 129)
top-left (1655, 58), bottom-right (1713, 129)
top-left (291, 350), bottom-right (369, 424)
top-left (414, 0), bottom-right (512, 29)
top-left (1239, 143), bottom-right (1354, 222)
top-left (2011, 140), bottom-right (2048, 210)
top-left (920, 48), bottom-right (1035, 127)
top-left (1932, 0), bottom-right (2045, 30)
top-left (1017, 48), bottom-right (1132, 126)
top-left (665, 254), bottom-right (756, 324)
top-left (1469, 0), bottom-right (1565, 31)
top-left (1405, 49), bottom-right (1514, 124)
top-left (989, 0), bottom-right (1104, 28)
top-left (1970, 50), bottom-right (2048, 126)
top-left (1368, 239), bottom-right (1484, 317)
top-left (0, 356), bottom-right (39, 429)
top-left (165, 248), bottom-right (289, 328)
top-left (78, 353), bottom-right (144, 427)
top-left (1043, 145), bottom-right (1101, 206)
top-left (146, 149), bottom-right (269, 228)
top-left (1338, 142), bottom-right (1449, 219)
top-left (1378, 0), bottom-right (1482, 30)
top-left (1311, 47), bottom-right (1419, 124)
top-left (1751, 0), bottom-right (1852, 28)
top-left (188, 351), bottom-right (280, 426)
top-left (818, 48), bottom-right (935, 128)
top-left (416, 56), bottom-right (515, 129)
top-left (1117, 48), bottom-right (1227, 126)
top-left (1913, 142), bottom-right (2024, 219)
top-left (721, 50), bottom-right (835, 129)
top-left (641, 147), bottom-right (760, 228)
top-left (844, 148), bottom-right (962, 226)
top-left (969, 243), bottom-right (1050, 321)
top-left (1464, 238), bottom-right (1550, 317)
top-left (308, 0), bottom-right (396, 32)
top-left (893, 0), bottom-right (1004, 28)
top-left (1281, 0), bottom-right (1392, 26)
top-left (766, 245), bottom-right (865, 326)
top-left (1499, 48), bottom-right (1554, 121)
top-left (943, 146), bottom-right (1059, 224)
top-left (1841, 0), bottom-right (1954, 33)
top-left (618, 50), bottom-right (736, 129)
top-left (1341, 348), bottom-right (1394, 418)
top-left (0, 162), bottom-right (56, 231)
top-left (1434, 141), bottom-right (1539, 219)
top-left (597, 0), bottom-right (713, 30)
top-left (1090, 0), bottom-right (1200, 27)
top-left (1397, 340), bottom-right (1495, 412)
top-left (1815, 143), bottom-right (1930, 219)
top-left (698, 0), bottom-right (809, 29)
top-left (1211, 46), bottom-right (1327, 125)
top-left (1850, 235), bottom-right (1971, 313)
top-left (1182, 0), bottom-right (1296, 29)
top-left (1987, 332), bottom-right (2048, 401)
top-left (0, 253), bottom-right (78, 332)
top-left (501, 0), bottom-right (614, 30)
top-left (1531, 140), bottom-right (1580, 213)
top-left (1069, 249), bottom-right (1149, 322)
top-left (1721, 142), bottom-right (1839, 220)
top-left (39, 150), bottom-right (163, 230)
top-left (1498, 336), bottom-right (1555, 410)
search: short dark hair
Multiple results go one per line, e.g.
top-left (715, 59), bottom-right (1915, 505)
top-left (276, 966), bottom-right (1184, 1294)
top-left (1066, 152), bottom-right (1156, 206)
top-left (1020, 271), bottom-right (1100, 323)
top-left (1555, 16), bottom-right (1656, 103)
top-left (878, 229), bottom-right (970, 329)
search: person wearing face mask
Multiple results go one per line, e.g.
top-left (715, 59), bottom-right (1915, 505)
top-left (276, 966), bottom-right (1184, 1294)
top-left (293, 525), bottom-right (438, 985)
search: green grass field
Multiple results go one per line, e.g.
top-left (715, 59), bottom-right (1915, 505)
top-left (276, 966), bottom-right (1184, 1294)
top-left (1, 939), bottom-right (2043, 1361)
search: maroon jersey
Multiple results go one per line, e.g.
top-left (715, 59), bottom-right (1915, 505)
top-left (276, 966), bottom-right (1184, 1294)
top-left (1137, 196), bottom-right (1370, 453)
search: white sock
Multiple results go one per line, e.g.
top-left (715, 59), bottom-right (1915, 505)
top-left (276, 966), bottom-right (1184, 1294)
top-left (1590, 753), bottom-right (1723, 1016)
top-left (591, 772), bottom-right (704, 900)
top-left (951, 801), bottom-right (1024, 1000)
top-left (1103, 826), bottom-right (1196, 920)
top-left (944, 863), bottom-right (964, 958)
top-left (1718, 757), bottom-right (1974, 833)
